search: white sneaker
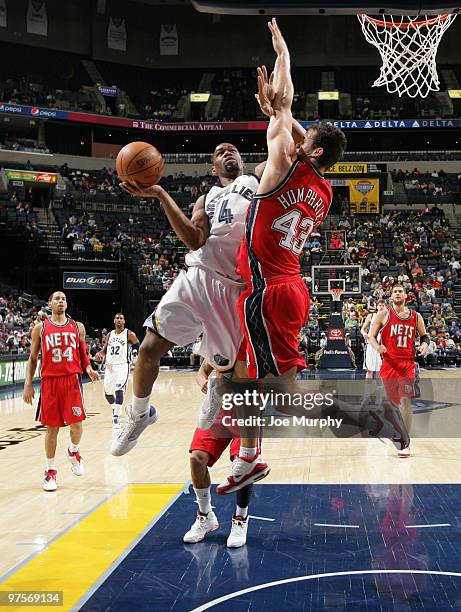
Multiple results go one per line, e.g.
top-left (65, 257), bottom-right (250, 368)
top-left (198, 379), bottom-right (221, 430)
top-left (398, 444), bottom-right (411, 458)
top-left (183, 511), bottom-right (219, 543)
top-left (67, 448), bottom-right (84, 476)
top-left (217, 456), bottom-right (270, 495)
top-left (227, 515), bottom-right (249, 548)
top-left (43, 469), bottom-right (57, 491)
top-left (111, 404), bottom-right (159, 456)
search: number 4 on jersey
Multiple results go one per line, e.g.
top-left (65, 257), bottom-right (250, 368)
top-left (218, 199), bottom-right (234, 225)
top-left (272, 210), bottom-right (314, 255)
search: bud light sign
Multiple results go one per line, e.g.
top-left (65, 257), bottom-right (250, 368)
top-left (63, 272), bottom-right (118, 290)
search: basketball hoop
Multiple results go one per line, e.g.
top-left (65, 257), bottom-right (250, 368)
top-left (330, 287), bottom-right (344, 302)
top-left (357, 12), bottom-right (457, 98)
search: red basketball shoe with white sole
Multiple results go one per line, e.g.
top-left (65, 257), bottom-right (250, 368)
top-left (217, 456), bottom-right (270, 495)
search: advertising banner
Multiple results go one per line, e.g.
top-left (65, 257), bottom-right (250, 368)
top-left (0, 102), bottom-right (459, 133)
top-left (5, 170), bottom-right (57, 183)
top-left (349, 178), bottom-right (380, 214)
top-left (0, 357), bottom-right (41, 387)
top-left (326, 163), bottom-right (368, 174)
top-left (63, 272), bottom-right (118, 290)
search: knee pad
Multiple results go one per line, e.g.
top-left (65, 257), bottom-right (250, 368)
top-left (115, 390), bottom-right (124, 405)
top-left (105, 394), bottom-right (115, 405)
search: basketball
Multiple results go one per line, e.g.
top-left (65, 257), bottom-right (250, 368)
top-left (116, 141), bottom-right (164, 187)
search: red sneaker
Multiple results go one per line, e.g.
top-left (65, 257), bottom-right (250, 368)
top-left (217, 456), bottom-right (270, 495)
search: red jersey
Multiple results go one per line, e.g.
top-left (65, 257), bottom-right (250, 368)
top-left (41, 317), bottom-right (83, 379)
top-left (237, 159), bottom-right (332, 282)
top-left (380, 307), bottom-right (418, 369)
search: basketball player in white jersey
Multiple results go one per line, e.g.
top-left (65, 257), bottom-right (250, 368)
top-left (111, 144), bottom-right (268, 475)
top-left (95, 313), bottom-right (139, 434)
top-left (361, 299), bottom-right (387, 378)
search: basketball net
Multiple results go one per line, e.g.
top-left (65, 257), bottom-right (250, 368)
top-left (330, 287), bottom-right (344, 302)
top-left (357, 13), bottom-right (457, 98)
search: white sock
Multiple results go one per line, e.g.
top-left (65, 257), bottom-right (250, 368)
top-left (239, 446), bottom-right (257, 460)
top-left (194, 486), bottom-right (212, 514)
top-left (132, 394), bottom-right (150, 416)
top-left (236, 505), bottom-right (248, 519)
top-left (113, 404), bottom-right (122, 417)
top-left (46, 458), bottom-right (55, 470)
top-left (69, 443), bottom-right (79, 453)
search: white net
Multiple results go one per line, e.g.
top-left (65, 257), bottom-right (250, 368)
top-left (330, 288), bottom-right (344, 302)
top-left (357, 13), bottom-right (457, 98)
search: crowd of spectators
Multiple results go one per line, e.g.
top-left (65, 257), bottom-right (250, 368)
top-left (2, 56), bottom-right (455, 124)
top-left (0, 289), bottom-right (48, 354)
top-left (392, 167), bottom-right (461, 200)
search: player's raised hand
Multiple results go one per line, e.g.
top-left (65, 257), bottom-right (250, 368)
top-left (23, 382), bottom-right (35, 405)
top-left (86, 366), bottom-right (100, 382)
top-left (268, 17), bottom-right (289, 56)
top-left (121, 181), bottom-right (166, 199)
top-left (255, 65), bottom-right (275, 117)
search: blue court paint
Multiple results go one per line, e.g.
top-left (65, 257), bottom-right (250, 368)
top-left (80, 484), bottom-right (461, 611)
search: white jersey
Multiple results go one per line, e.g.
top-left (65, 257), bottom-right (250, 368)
top-left (365, 314), bottom-right (382, 372)
top-left (185, 173), bottom-right (259, 283)
top-left (106, 329), bottom-right (130, 366)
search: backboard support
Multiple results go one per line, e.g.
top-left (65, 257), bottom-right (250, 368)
top-left (192, 1), bottom-right (460, 15)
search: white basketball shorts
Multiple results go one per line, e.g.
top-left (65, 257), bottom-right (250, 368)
top-left (144, 266), bottom-right (244, 371)
top-left (104, 363), bottom-right (130, 396)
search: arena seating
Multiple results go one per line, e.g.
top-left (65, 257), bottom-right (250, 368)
top-left (0, 43), bottom-right (457, 121)
top-left (0, 284), bottom-right (48, 354)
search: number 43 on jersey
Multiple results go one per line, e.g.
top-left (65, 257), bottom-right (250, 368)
top-left (272, 210), bottom-right (314, 255)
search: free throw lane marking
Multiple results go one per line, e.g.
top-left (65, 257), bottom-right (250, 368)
top-left (0, 484), bottom-right (183, 612)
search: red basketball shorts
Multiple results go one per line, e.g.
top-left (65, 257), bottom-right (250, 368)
top-left (380, 360), bottom-right (416, 405)
top-left (189, 411), bottom-right (241, 467)
top-left (238, 276), bottom-right (310, 378)
top-left (38, 374), bottom-right (86, 427)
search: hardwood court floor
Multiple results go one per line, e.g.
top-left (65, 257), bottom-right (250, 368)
top-left (0, 369), bottom-right (460, 579)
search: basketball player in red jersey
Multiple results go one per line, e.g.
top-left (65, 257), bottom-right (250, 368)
top-left (23, 291), bottom-right (99, 491)
top-left (236, 20), bottom-right (346, 380)
top-left (369, 285), bottom-right (429, 457)
top-left (217, 19), bottom-right (346, 494)
top-left (184, 359), bottom-right (254, 548)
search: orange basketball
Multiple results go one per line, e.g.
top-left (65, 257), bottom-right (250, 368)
top-left (116, 141), bottom-right (164, 187)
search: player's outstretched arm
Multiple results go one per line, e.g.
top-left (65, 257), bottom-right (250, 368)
top-left (268, 18), bottom-right (293, 112)
top-left (258, 19), bottom-right (297, 193)
top-left (121, 182), bottom-right (209, 250)
top-left (255, 64), bottom-right (306, 146)
top-left (23, 322), bottom-right (42, 404)
top-left (369, 310), bottom-right (387, 354)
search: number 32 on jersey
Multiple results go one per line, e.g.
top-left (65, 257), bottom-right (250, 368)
top-left (272, 210), bottom-right (314, 255)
